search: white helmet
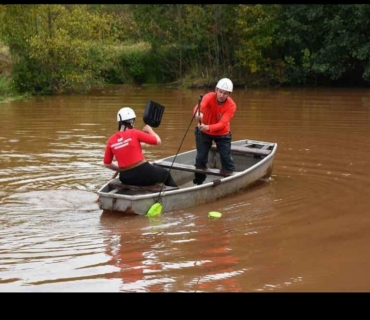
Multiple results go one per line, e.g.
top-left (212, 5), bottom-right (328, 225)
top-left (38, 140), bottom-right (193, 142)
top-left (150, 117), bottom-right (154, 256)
top-left (117, 107), bottom-right (136, 122)
top-left (216, 78), bottom-right (233, 92)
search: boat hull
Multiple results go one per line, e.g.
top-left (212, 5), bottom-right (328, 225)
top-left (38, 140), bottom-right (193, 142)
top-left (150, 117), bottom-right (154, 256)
top-left (97, 139), bottom-right (277, 215)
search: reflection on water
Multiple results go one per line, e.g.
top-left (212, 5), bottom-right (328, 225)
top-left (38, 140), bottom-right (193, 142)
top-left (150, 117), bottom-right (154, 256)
top-left (100, 210), bottom-right (245, 292)
top-left (1, 86), bottom-right (370, 292)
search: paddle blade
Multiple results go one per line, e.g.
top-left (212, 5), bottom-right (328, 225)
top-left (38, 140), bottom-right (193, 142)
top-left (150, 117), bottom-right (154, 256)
top-left (146, 202), bottom-right (163, 217)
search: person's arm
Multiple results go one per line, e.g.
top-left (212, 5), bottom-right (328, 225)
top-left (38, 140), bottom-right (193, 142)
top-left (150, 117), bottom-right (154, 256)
top-left (104, 161), bottom-right (119, 172)
top-left (193, 93), bottom-right (212, 120)
top-left (103, 141), bottom-right (120, 171)
top-left (206, 100), bottom-right (236, 134)
top-left (193, 105), bottom-right (203, 121)
top-left (142, 125), bottom-right (162, 145)
top-left (206, 108), bottom-right (235, 133)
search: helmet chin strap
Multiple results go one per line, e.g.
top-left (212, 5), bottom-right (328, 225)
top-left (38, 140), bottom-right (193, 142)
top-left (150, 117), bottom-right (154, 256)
top-left (119, 124), bottom-right (128, 131)
top-left (118, 115), bottom-right (123, 131)
top-left (119, 119), bottom-right (135, 131)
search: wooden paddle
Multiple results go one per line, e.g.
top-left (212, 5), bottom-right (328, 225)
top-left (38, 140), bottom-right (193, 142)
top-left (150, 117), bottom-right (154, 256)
top-left (197, 95), bottom-right (203, 125)
top-left (95, 170), bottom-right (119, 203)
top-left (148, 96), bottom-right (204, 217)
top-left (142, 101), bottom-right (167, 216)
top-left (112, 171), bottom-right (119, 179)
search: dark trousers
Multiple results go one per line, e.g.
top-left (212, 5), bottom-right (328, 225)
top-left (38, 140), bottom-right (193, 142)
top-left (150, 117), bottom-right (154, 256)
top-left (193, 127), bottom-right (235, 184)
top-left (119, 162), bottom-right (178, 187)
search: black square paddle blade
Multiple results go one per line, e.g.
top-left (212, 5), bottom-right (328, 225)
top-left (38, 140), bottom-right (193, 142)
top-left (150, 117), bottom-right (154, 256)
top-left (143, 100), bottom-right (165, 127)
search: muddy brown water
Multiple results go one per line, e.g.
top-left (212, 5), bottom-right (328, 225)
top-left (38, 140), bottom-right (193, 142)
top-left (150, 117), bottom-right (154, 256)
top-left (1, 85), bottom-right (370, 292)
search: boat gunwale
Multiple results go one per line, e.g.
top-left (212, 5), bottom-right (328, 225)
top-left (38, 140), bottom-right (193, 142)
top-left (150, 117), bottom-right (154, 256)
top-left (97, 140), bottom-right (277, 201)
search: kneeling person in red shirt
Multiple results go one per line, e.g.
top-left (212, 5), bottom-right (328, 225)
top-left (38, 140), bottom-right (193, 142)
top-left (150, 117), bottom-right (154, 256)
top-left (104, 107), bottom-right (178, 187)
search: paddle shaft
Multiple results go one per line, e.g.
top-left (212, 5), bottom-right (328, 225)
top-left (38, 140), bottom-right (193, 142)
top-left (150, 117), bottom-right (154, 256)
top-left (149, 96), bottom-right (204, 213)
top-left (95, 170), bottom-right (119, 203)
top-left (197, 95), bottom-right (203, 125)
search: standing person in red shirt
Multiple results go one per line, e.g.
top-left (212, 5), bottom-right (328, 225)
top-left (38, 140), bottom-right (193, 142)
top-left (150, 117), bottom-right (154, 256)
top-left (192, 78), bottom-right (237, 185)
top-left (103, 107), bottom-right (178, 187)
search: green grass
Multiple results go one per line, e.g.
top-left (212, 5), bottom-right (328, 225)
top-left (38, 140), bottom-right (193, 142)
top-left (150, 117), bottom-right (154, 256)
top-left (0, 75), bottom-right (28, 103)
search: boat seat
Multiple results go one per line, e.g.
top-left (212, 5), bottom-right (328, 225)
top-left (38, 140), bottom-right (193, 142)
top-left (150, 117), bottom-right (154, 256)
top-left (108, 181), bottom-right (179, 193)
top-left (211, 144), bottom-right (272, 156)
top-left (153, 161), bottom-right (235, 176)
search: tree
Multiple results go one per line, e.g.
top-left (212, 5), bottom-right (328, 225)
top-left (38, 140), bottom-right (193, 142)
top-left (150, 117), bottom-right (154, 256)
top-left (1, 4), bottom-right (119, 94)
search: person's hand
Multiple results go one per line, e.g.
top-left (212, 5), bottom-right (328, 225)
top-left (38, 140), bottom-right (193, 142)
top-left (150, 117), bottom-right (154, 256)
top-left (194, 112), bottom-right (203, 120)
top-left (143, 124), bottom-right (153, 133)
top-left (197, 123), bottom-right (209, 131)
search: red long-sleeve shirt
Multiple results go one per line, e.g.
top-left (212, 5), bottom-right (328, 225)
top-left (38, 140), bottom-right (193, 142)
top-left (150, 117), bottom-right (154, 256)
top-left (104, 129), bottom-right (157, 167)
top-left (193, 92), bottom-right (236, 136)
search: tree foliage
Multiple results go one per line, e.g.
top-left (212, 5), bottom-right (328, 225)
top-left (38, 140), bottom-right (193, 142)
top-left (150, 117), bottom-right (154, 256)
top-left (1, 4), bottom-right (119, 94)
top-left (235, 4), bottom-right (283, 85)
top-left (280, 4), bottom-right (370, 85)
top-left (1, 4), bottom-right (370, 96)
